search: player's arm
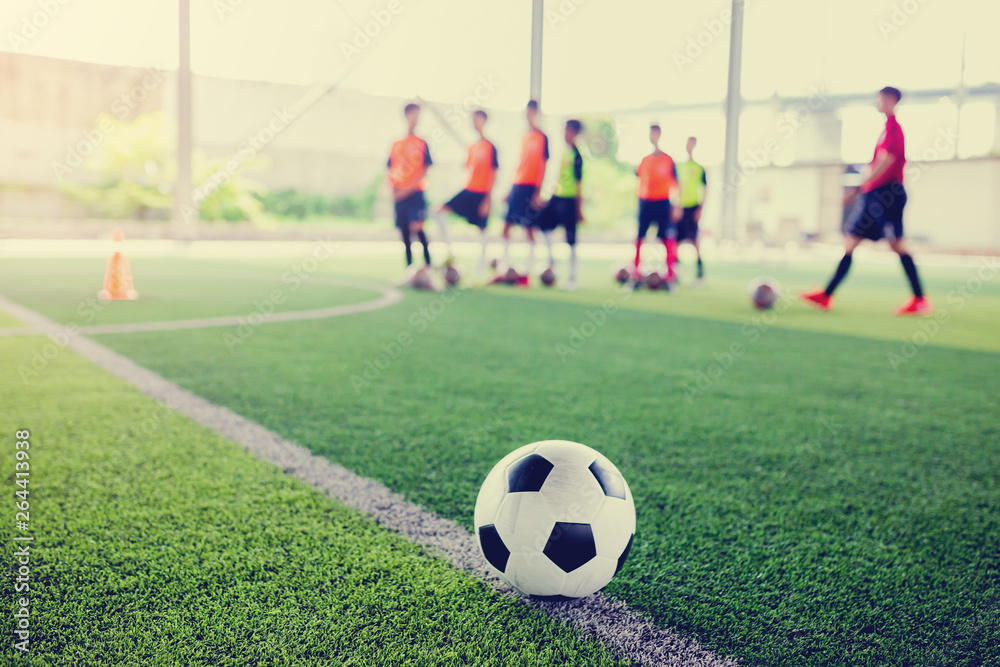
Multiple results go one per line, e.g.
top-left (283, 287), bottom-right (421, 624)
top-left (573, 148), bottom-right (584, 223)
top-left (695, 169), bottom-right (707, 221)
top-left (670, 163), bottom-right (682, 222)
top-left (861, 150), bottom-right (895, 190)
top-left (479, 145), bottom-right (499, 218)
top-left (531, 135), bottom-right (550, 209)
top-left (386, 155), bottom-right (411, 202)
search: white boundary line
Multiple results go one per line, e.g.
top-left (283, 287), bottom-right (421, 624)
top-left (0, 276), bottom-right (402, 337)
top-left (0, 293), bottom-right (738, 667)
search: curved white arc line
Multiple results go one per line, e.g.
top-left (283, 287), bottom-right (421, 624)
top-left (0, 277), bottom-right (403, 337)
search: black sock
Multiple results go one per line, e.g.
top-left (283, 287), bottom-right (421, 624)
top-left (696, 258), bottom-right (704, 279)
top-left (900, 253), bottom-right (924, 298)
top-left (400, 227), bottom-right (413, 266)
top-left (417, 230), bottom-right (431, 265)
top-left (825, 254), bottom-right (853, 296)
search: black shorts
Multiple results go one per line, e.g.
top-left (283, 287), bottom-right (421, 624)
top-left (638, 199), bottom-right (673, 240)
top-left (394, 191), bottom-right (427, 229)
top-left (538, 196), bottom-right (579, 245)
top-left (445, 189), bottom-right (488, 228)
top-left (846, 182), bottom-right (906, 242)
top-left (505, 184), bottom-right (543, 227)
top-left (677, 206), bottom-right (700, 242)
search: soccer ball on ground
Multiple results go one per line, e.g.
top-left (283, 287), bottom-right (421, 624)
top-left (474, 440), bottom-right (636, 600)
top-left (410, 267), bottom-right (435, 290)
top-left (540, 267), bottom-right (557, 287)
top-left (613, 266), bottom-right (631, 285)
top-left (749, 277), bottom-right (781, 310)
top-left (644, 271), bottom-right (664, 291)
top-left (504, 268), bottom-right (520, 285)
top-left (443, 264), bottom-right (461, 288)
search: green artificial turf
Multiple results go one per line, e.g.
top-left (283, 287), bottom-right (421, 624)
top-left (0, 336), bottom-right (632, 666)
top-left (3, 253), bottom-right (999, 667)
top-left (0, 257), bottom-right (375, 327)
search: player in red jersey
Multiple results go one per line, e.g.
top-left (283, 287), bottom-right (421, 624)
top-left (802, 87), bottom-right (930, 315)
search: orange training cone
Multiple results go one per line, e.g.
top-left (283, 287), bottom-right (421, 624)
top-left (99, 227), bottom-right (138, 300)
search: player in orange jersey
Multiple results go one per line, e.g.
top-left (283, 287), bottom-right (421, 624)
top-left (387, 103), bottom-right (433, 271)
top-left (502, 100), bottom-right (549, 285)
top-left (634, 124), bottom-right (678, 286)
top-left (433, 109), bottom-right (499, 278)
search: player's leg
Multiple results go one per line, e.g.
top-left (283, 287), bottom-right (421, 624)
top-left (503, 187), bottom-right (522, 268)
top-left (477, 226), bottom-right (489, 277)
top-left (885, 188), bottom-right (930, 314)
top-left (657, 203), bottom-right (677, 282)
top-left (826, 234), bottom-right (863, 294)
top-left (802, 190), bottom-right (877, 310)
top-left (431, 204), bottom-right (454, 259)
top-left (502, 222), bottom-right (512, 266)
top-left (890, 238), bottom-right (928, 313)
top-left (395, 199), bottom-right (414, 267)
top-left (663, 223), bottom-right (678, 283)
top-left (542, 230), bottom-right (555, 268)
top-left (400, 224), bottom-right (413, 266)
top-left (563, 205), bottom-right (579, 290)
top-left (682, 207), bottom-right (704, 282)
top-left (523, 224), bottom-right (536, 281)
top-left (635, 201), bottom-right (651, 276)
top-left (411, 220), bottom-right (432, 266)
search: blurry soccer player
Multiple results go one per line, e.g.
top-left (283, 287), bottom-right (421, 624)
top-left (387, 103), bottom-right (433, 272)
top-left (634, 124), bottom-right (678, 283)
top-left (801, 87), bottom-right (930, 315)
top-left (433, 109), bottom-right (498, 278)
top-left (537, 119), bottom-right (584, 291)
top-left (676, 136), bottom-right (707, 285)
top-left (503, 100), bottom-right (549, 285)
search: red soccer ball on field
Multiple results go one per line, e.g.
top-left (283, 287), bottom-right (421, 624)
top-left (749, 278), bottom-right (781, 310)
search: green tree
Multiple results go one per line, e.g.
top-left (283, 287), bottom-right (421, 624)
top-left (62, 111), bottom-right (267, 222)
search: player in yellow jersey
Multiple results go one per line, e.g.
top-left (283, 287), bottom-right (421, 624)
top-left (676, 136), bottom-right (707, 285)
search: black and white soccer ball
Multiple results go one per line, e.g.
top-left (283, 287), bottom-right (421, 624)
top-left (474, 440), bottom-right (636, 599)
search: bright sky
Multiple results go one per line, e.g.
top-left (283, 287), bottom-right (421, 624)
top-left (3, 0), bottom-right (997, 114)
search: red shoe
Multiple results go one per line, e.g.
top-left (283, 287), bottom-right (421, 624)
top-left (894, 296), bottom-right (932, 316)
top-left (800, 290), bottom-right (832, 312)
top-left (516, 275), bottom-right (530, 288)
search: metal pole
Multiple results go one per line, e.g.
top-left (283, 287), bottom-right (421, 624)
top-left (720, 0), bottom-right (745, 241)
top-left (529, 0), bottom-right (543, 105)
top-left (173, 0), bottom-right (194, 239)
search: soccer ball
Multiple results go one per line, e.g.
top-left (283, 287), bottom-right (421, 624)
top-left (504, 268), bottom-right (520, 285)
top-left (749, 277), bottom-right (781, 310)
top-left (443, 265), bottom-right (461, 288)
top-left (613, 266), bottom-right (631, 285)
top-left (540, 267), bottom-right (557, 287)
top-left (474, 440), bottom-right (636, 599)
top-left (645, 271), bottom-right (664, 291)
top-left (410, 267), bottom-right (435, 290)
